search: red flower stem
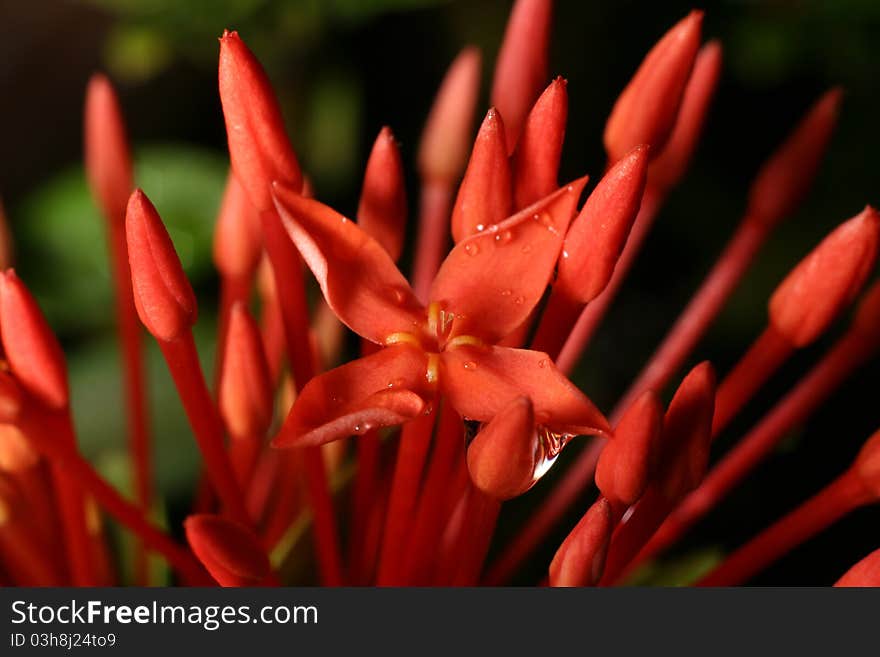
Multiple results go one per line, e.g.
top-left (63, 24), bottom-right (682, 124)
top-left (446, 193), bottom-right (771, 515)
top-left (259, 209), bottom-right (343, 586)
top-left (411, 180), bottom-right (455, 302)
top-left (230, 435), bottom-right (262, 490)
top-left (400, 403), bottom-right (464, 584)
top-left (347, 428), bottom-right (382, 579)
top-left (698, 473), bottom-right (870, 586)
top-left (530, 285), bottom-right (589, 359)
top-left (159, 333), bottom-right (250, 526)
top-left (556, 185), bottom-right (664, 375)
top-left (107, 219), bottom-right (153, 585)
top-left (376, 404), bottom-right (438, 585)
top-left (50, 461), bottom-right (99, 585)
top-left (450, 487), bottom-right (501, 586)
top-left (214, 273), bottom-right (253, 390)
top-left (0, 517), bottom-right (64, 586)
top-left (354, 476), bottom-right (390, 585)
top-left (633, 329), bottom-right (872, 568)
top-left (11, 463), bottom-right (61, 546)
top-left (711, 325), bottom-right (794, 436)
top-left (612, 217), bottom-right (769, 420)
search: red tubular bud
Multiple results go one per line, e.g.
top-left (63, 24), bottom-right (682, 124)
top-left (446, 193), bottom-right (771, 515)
top-left (512, 76), bottom-right (568, 208)
top-left (0, 271), bottom-right (69, 410)
top-left (219, 304), bottom-right (274, 440)
top-left (604, 11), bottom-right (703, 162)
top-left (769, 207), bottom-right (880, 347)
top-left (212, 173), bottom-right (263, 280)
top-left (549, 497), bottom-right (613, 587)
top-left (557, 145), bottom-right (649, 303)
top-left (418, 47), bottom-right (482, 184)
top-left (84, 73), bottom-right (134, 222)
top-left (595, 390), bottom-right (664, 507)
top-left (853, 429), bottom-right (880, 498)
top-left (835, 548), bottom-right (880, 587)
top-left (655, 361), bottom-right (716, 501)
top-left (184, 514), bottom-right (271, 587)
top-left (649, 40), bottom-right (722, 191)
top-left (451, 109), bottom-right (513, 242)
top-left (125, 190), bottom-right (197, 343)
top-left (357, 127), bottom-right (407, 261)
top-left (218, 30), bottom-right (302, 210)
top-left (466, 396), bottom-right (537, 501)
top-left (491, 0), bottom-right (553, 149)
top-left (0, 425), bottom-right (39, 472)
top-left (747, 88), bottom-right (843, 227)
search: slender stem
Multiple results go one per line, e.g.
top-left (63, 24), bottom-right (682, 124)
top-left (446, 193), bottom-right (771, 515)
top-left (347, 429), bottom-right (382, 581)
top-left (450, 487), bottom-right (501, 586)
top-left (712, 325), bottom-right (794, 436)
top-left (612, 217), bottom-right (768, 421)
top-left (698, 473), bottom-right (869, 586)
top-left (377, 404), bottom-right (438, 585)
top-left (0, 518), bottom-right (64, 585)
top-left (556, 186), bottom-right (663, 376)
top-left (230, 435), bottom-right (262, 490)
top-left (50, 462), bottom-right (98, 585)
top-left (107, 220), bottom-right (153, 585)
top-left (411, 180), bottom-right (454, 303)
top-left (634, 330), bottom-right (871, 568)
top-left (160, 333), bottom-right (250, 526)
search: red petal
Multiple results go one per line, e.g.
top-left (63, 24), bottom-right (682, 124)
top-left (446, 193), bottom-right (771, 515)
top-left (451, 108), bottom-right (513, 243)
top-left (125, 190), bottom-right (198, 342)
top-left (747, 88), bottom-right (843, 227)
top-left (218, 30), bottom-right (302, 210)
top-left (511, 76), bottom-right (568, 209)
top-left (0, 270), bottom-right (69, 410)
top-left (272, 183), bottom-right (425, 345)
top-left (184, 514), bottom-right (271, 587)
top-left (273, 344), bottom-right (430, 448)
top-left (466, 396), bottom-right (538, 500)
top-left (358, 127), bottom-right (407, 261)
top-left (604, 11), bottom-right (703, 162)
top-left (549, 497), bottom-right (613, 587)
top-left (835, 547), bottom-right (880, 587)
top-left (769, 207), bottom-right (879, 347)
top-left (558, 145), bottom-right (648, 304)
top-left (595, 389), bottom-right (664, 507)
top-left (852, 280), bottom-right (880, 343)
top-left (431, 179), bottom-right (587, 344)
top-left (440, 344), bottom-right (610, 437)
top-left (491, 0), bottom-right (553, 149)
top-left (84, 74), bottom-right (133, 223)
top-left (213, 172), bottom-right (263, 279)
top-left (649, 41), bottom-right (722, 191)
top-left (418, 47), bottom-right (482, 184)
top-left (854, 429), bottom-right (880, 497)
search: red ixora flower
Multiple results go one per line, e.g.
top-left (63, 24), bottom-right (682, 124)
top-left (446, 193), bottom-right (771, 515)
top-left (270, 178), bottom-right (611, 449)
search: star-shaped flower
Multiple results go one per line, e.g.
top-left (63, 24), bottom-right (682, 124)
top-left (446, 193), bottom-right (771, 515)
top-left (271, 178), bottom-right (611, 448)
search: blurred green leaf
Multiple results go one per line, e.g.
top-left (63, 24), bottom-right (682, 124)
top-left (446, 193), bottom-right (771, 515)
top-left (625, 547), bottom-right (725, 587)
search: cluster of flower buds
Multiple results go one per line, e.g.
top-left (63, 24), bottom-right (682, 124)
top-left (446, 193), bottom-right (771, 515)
top-left (0, 0), bottom-right (877, 587)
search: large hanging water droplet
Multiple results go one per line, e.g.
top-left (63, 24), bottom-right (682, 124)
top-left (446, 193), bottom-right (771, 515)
top-left (531, 427), bottom-right (575, 483)
top-left (464, 242), bottom-right (480, 256)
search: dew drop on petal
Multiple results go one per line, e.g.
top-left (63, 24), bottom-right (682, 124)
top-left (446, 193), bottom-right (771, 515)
top-left (387, 377), bottom-right (406, 389)
top-left (538, 359), bottom-right (547, 368)
top-left (495, 229), bottom-right (513, 244)
top-left (514, 296), bottom-right (525, 305)
top-left (464, 242), bottom-right (480, 256)
top-left (500, 289), bottom-right (512, 297)
top-left (462, 360), bottom-right (477, 371)
top-left (531, 427), bottom-right (575, 483)
top-left (475, 224), bottom-right (485, 232)
top-left (521, 244), bottom-right (532, 254)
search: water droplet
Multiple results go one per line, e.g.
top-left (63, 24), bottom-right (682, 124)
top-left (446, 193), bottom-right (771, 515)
top-left (475, 224), bottom-right (485, 232)
top-left (521, 244), bottom-right (532, 254)
top-left (530, 427), bottom-right (575, 483)
top-left (464, 242), bottom-right (480, 257)
top-left (495, 229), bottom-right (513, 244)
top-left (462, 360), bottom-right (477, 371)
top-left (561, 250), bottom-right (569, 259)
top-left (341, 217), bottom-right (349, 224)
top-left (538, 212), bottom-right (558, 234)
top-left (353, 424), bottom-right (362, 434)
top-left (390, 287), bottom-right (407, 304)
top-left (387, 377), bottom-right (406, 389)
top-left (500, 289), bottom-right (512, 297)
top-left (514, 296), bottom-right (525, 305)
top-left (538, 359), bottom-right (548, 368)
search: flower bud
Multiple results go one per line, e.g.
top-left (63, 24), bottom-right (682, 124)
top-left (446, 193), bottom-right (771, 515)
top-left (835, 548), bottom-right (880, 587)
top-left (212, 172), bottom-right (263, 280)
top-left (184, 514), bottom-right (272, 587)
top-left (358, 127), bottom-right (407, 261)
top-left (549, 497), bottom-right (613, 586)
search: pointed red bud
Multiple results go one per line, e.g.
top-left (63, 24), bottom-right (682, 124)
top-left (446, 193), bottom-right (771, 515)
top-left (491, 0), bottom-right (553, 149)
top-left (451, 108), bottom-right (513, 242)
top-left (853, 429), bottom-right (880, 498)
top-left (418, 47), bottom-right (482, 184)
top-left (596, 389), bottom-right (664, 507)
top-left (0, 370), bottom-right (23, 423)
top-left (0, 197), bottom-right (13, 270)
top-left (219, 304), bottom-right (274, 440)
top-left (84, 73), bottom-right (134, 222)
top-left (549, 497), bottom-right (613, 587)
top-left (835, 548), bottom-right (880, 587)
top-left (655, 361), bottom-right (716, 501)
top-left (0, 271), bottom-right (69, 410)
top-left (747, 88), bottom-right (843, 227)
top-left (184, 514), bottom-right (271, 587)
top-left (218, 30), bottom-right (302, 210)
top-left (769, 207), bottom-right (880, 347)
top-left (0, 425), bottom-right (39, 472)
top-left (649, 40), bottom-right (722, 191)
top-left (212, 173), bottom-right (263, 279)
top-left (512, 76), bottom-right (568, 208)
top-left (467, 396), bottom-right (537, 500)
top-left (604, 11), bottom-right (703, 162)
top-left (557, 145), bottom-right (648, 303)
top-left (357, 126), bottom-right (407, 261)
top-left (125, 190), bottom-right (198, 342)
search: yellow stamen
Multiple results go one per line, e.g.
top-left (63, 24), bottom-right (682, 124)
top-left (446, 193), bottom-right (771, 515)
top-left (445, 334), bottom-right (488, 350)
top-left (426, 354), bottom-right (440, 385)
top-left (427, 302), bottom-right (442, 338)
top-left (385, 332), bottom-right (423, 348)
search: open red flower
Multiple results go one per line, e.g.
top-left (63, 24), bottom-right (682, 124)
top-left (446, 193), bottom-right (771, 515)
top-left (271, 179), bottom-right (610, 448)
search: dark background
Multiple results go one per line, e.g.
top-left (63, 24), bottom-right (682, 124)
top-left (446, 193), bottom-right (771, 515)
top-left (0, 0), bottom-right (878, 585)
